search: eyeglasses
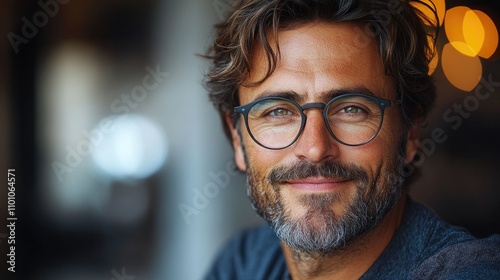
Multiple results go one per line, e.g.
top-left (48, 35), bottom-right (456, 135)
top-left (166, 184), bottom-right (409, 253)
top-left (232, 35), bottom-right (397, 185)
top-left (234, 93), bottom-right (402, 150)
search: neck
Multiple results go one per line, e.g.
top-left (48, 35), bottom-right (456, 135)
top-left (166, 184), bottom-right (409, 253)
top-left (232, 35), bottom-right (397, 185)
top-left (282, 195), bottom-right (408, 280)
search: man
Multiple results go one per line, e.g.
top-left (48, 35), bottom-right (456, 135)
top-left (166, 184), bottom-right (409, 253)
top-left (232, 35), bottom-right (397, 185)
top-left (203, 0), bottom-right (500, 279)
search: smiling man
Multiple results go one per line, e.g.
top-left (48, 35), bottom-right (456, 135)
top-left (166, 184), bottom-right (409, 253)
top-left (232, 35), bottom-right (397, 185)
top-left (204, 0), bottom-right (500, 279)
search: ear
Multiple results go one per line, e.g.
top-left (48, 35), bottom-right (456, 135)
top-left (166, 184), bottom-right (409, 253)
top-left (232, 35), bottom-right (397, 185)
top-left (404, 124), bottom-right (420, 164)
top-left (225, 112), bottom-right (247, 171)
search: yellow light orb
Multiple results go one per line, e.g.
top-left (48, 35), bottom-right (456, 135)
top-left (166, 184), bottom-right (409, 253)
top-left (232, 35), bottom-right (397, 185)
top-left (445, 6), bottom-right (478, 57)
top-left (463, 10), bottom-right (485, 56)
top-left (473, 10), bottom-right (499, 59)
top-left (441, 43), bottom-right (482, 91)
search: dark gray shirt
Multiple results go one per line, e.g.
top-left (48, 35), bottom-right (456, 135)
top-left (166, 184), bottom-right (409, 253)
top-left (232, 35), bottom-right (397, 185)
top-left (205, 199), bottom-right (500, 279)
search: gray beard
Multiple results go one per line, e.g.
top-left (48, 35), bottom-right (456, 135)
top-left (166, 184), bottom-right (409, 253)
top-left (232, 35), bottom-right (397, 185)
top-left (246, 155), bottom-right (406, 255)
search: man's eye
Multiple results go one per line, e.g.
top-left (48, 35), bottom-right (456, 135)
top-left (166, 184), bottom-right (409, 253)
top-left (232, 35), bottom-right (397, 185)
top-left (269, 108), bottom-right (292, 116)
top-left (340, 106), bottom-right (365, 114)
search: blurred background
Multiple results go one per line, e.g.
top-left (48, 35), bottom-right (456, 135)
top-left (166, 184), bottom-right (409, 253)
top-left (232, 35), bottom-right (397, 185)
top-left (0, 0), bottom-right (499, 279)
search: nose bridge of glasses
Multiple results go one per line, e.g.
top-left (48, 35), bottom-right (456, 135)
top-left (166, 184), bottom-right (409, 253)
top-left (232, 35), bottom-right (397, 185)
top-left (299, 102), bottom-right (330, 133)
top-left (300, 102), bottom-right (326, 112)
top-left (300, 102), bottom-right (328, 126)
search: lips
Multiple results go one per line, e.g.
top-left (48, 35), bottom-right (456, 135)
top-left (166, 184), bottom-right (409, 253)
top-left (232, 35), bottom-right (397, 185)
top-left (267, 160), bottom-right (368, 192)
top-left (284, 177), bottom-right (350, 191)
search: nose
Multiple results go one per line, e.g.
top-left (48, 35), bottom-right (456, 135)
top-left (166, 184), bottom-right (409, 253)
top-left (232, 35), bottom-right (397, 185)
top-left (292, 109), bottom-right (340, 163)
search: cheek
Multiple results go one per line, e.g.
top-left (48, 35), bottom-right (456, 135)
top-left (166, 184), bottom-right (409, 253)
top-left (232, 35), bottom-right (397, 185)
top-left (244, 134), bottom-right (280, 171)
top-left (341, 141), bottom-right (386, 175)
top-left (376, 109), bottom-right (405, 157)
top-left (340, 120), bottom-right (403, 177)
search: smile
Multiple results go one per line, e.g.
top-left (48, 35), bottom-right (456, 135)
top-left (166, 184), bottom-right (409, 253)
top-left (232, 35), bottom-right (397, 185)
top-left (285, 177), bottom-right (351, 192)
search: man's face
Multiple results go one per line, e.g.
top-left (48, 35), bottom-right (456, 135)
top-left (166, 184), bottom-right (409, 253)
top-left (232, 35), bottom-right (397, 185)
top-left (228, 22), bottom-right (419, 253)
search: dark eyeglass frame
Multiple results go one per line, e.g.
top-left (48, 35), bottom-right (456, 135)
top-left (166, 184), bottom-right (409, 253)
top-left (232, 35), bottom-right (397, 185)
top-left (234, 93), bottom-right (402, 150)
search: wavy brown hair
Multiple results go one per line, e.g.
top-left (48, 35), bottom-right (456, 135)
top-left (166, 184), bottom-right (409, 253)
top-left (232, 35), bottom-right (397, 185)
top-left (204, 0), bottom-right (438, 141)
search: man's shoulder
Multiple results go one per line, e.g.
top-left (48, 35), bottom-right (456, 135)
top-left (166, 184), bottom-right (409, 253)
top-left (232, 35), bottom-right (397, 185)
top-left (412, 234), bottom-right (500, 279)
top-left (204, 224), bottom-right (286, 280)
top-left (364, 199), bottom-right (500, 279)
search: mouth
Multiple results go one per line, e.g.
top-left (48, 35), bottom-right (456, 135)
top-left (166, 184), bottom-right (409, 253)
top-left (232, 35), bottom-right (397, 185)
top-left (284, 177), bottom-right (351, 192)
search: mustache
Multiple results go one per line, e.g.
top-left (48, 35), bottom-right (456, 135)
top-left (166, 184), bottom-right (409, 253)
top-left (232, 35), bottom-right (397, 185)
top-left (268, 160), bottom-right (369, 185)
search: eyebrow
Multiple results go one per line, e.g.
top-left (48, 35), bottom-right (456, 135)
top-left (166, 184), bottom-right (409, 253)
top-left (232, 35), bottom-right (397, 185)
top-left (320, 86), bottom-right (376, 101)
top-left (253, 91), bottom-right (305, 103)
top-left (252, 86), bottom-right (377, 104)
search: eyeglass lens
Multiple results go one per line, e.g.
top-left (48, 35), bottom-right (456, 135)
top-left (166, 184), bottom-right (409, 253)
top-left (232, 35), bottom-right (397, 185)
top-left (245, 95), bottom-right (383, 149)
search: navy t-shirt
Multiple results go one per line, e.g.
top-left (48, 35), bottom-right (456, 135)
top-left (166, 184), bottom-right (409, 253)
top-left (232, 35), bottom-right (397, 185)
top-left (205, 199), bottom-right (500, 279)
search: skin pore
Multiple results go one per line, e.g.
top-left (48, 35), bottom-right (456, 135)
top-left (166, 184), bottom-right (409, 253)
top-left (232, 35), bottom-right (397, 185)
top-left (226, 22), bottom-right (420, 279)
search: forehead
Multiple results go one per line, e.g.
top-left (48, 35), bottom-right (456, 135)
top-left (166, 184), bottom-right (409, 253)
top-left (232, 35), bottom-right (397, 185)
top-left (240, 22), bottom-right (395, 103)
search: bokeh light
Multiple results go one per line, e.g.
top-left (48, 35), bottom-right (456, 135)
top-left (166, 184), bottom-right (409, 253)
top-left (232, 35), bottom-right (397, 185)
top-left (91, 114), bottom-right (168, 179)
top-left (445, 6), bottom-right (476, 57)
top-left (444, 7), bottom-right (498, 58)
top-left (462, 10), bottom-right (485, 56)
top-left (474, 10), bottom-right (499, 59)
top-left (441, 42), bottom-right (482, 91)
top-left (437, 4), bottom-right (498, 91)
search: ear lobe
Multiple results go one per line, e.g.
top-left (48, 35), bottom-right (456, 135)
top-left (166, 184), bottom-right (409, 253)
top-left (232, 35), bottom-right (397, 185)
top-left (225, 112), bottom-right (247, 171)
top-left (405, 125), bottom-right (420, 164)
